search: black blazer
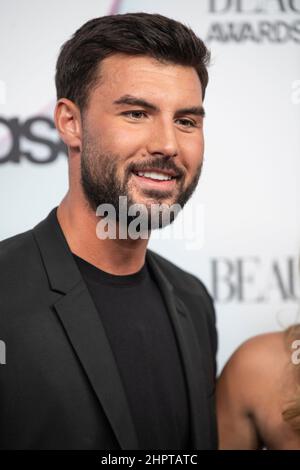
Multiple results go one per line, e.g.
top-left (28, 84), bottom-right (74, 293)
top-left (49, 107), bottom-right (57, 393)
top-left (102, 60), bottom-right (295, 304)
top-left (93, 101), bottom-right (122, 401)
top-left (0, 208), bottom-right (218, 450)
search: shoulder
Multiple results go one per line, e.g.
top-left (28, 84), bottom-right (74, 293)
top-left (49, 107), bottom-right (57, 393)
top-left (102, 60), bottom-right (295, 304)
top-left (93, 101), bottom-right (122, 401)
top-left (0, 228), bottom-right (43, 293)
top-left (217, 332), bottom-right (289, 406)
top-left (148, 249), bottom-right (217, 353)
top-left (0, 228), bottom-right (37, 267)
top-left (0, 228), bottom-right (35, 256)
top-left (148, 248), bottom-right (213, 302)
top-left (224, 332), bottom-right (287, 375)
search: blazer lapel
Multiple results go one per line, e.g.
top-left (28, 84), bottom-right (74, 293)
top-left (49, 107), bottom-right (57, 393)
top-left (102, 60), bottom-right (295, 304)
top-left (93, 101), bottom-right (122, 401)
top-left (146, 251), bottom-right (212, 450)
top-left (33, 208), bottom-right (139, 450)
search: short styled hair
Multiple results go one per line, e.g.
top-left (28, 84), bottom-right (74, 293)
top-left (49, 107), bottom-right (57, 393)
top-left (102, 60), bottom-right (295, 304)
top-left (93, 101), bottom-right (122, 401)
top-left (55, 12), bottom-right (210, 112)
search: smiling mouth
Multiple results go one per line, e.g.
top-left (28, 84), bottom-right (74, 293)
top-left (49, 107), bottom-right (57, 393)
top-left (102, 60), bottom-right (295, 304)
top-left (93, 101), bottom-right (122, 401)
top-left (131, 170), bottom-right (178, 191)
top-left (133, 169), bottom-right (179, 180)
top-left (132, 172), bottom-right (177, 192)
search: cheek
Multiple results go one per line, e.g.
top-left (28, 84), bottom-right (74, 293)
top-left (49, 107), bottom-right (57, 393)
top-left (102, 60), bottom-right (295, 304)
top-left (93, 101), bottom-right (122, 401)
top-left (180, 132), bottom-right (204, 173)
top-left (100, 123), bottom-right (147, 159)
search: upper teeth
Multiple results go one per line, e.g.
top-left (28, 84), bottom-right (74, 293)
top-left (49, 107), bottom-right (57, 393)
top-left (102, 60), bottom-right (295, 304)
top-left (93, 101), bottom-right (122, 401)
top-left (137, 171), bottom-right (172, 181)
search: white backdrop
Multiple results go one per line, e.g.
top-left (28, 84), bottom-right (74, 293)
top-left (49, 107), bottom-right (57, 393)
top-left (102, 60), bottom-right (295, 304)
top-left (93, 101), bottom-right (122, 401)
top-left (1, 0), bottom-right (299, 372)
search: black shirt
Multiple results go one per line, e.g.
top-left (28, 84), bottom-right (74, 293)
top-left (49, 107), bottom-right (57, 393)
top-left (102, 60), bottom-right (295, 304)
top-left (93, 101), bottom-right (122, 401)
top-left (73, 252), bottom-right (191, 450)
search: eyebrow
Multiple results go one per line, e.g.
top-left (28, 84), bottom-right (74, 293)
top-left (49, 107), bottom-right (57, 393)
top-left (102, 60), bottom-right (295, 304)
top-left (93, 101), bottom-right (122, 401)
top-left (113, 94), bottom-right (205, 118)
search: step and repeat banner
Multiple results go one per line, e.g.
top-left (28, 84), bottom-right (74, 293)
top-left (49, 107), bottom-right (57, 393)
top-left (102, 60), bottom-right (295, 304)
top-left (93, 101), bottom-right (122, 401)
top-left (1, 0), bottom-right (299, 371)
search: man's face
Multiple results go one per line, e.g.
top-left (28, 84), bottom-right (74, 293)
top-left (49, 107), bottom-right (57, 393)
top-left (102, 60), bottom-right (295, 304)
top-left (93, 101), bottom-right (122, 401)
top-left (80, 54), bottom-right (205, 230)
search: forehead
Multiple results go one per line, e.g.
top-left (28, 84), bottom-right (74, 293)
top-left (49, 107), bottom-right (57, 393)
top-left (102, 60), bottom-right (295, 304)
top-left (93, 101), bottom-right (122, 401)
top-left (92, 53), bottom-right (203, 106)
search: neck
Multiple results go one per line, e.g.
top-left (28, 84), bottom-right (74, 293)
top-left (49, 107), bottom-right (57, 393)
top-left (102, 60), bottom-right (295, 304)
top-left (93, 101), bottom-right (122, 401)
top-left (56, 190), bottom-right (150, 275)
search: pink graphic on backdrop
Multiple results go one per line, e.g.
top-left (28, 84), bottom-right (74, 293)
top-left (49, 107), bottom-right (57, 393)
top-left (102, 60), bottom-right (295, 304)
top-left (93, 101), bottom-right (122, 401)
top-left (109, 0), bottom-right (122, 15)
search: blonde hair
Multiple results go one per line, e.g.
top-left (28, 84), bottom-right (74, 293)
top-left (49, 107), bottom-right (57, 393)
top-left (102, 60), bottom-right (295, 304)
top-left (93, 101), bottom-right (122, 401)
top-left (282, 324), bottom-right (300, 432)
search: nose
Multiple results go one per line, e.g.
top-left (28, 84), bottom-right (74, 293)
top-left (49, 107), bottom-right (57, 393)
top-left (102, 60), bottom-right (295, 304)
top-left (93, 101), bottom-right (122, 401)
top-left (146, 117), bottom-right (179, 158)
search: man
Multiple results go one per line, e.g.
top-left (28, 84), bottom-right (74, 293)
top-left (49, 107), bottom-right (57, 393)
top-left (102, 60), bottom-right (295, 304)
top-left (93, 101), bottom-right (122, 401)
top-left (0, 13), bottom-right (217, 450)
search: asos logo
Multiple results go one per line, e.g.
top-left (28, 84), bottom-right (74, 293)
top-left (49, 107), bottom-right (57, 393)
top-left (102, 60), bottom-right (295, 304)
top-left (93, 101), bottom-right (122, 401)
top-left (0, 115), bottom-right (67, 164)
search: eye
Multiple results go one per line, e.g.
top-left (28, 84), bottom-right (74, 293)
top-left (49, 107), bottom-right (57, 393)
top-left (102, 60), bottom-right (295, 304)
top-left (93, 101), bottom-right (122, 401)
top-left (176, 118), bottom-right (196, 128)
top-left (122, 110), bottom-right (147, 120)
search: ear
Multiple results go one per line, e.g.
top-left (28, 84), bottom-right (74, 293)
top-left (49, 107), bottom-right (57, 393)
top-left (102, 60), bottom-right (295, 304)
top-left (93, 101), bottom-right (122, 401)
top-left (54, 98), bottom-right (82, 152)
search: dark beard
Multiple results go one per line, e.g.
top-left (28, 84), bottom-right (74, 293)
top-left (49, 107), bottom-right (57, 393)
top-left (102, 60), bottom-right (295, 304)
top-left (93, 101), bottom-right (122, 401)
top-left (80, 134), bottom-right (202, 231)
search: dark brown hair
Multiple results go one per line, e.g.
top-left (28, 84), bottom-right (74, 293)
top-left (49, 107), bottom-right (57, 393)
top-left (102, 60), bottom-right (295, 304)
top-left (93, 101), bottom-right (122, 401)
top-left (55, 12), bottom-right (210, 112)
